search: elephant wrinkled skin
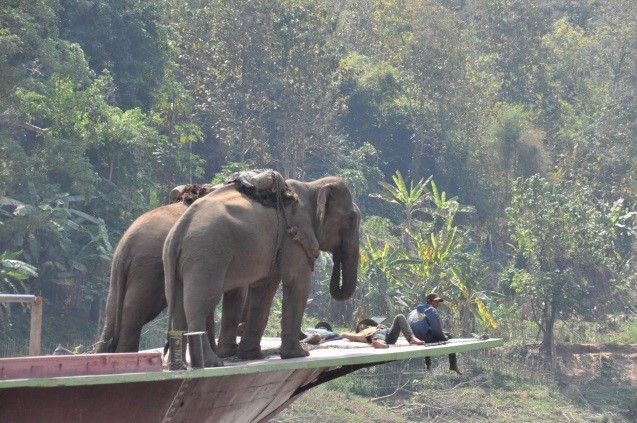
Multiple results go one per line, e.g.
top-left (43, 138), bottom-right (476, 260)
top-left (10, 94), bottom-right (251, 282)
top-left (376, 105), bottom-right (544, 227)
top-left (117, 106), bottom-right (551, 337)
top-left (163, 176), bottom-right (360, 367)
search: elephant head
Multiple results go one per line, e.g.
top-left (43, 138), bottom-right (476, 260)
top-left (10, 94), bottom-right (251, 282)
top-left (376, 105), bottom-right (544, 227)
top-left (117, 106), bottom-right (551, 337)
top-left (311, 178), bottom-right (360, 301)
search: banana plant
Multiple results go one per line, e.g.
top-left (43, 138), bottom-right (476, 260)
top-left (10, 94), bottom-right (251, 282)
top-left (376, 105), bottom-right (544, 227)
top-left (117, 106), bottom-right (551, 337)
top-left (355, 235), bottom-right (420, 318)
top-left (369, 170), bottom-right (432, 233)
top-left (442, 257), bottom-right (501, 336)
top-left (0, 190), bottom-right (112, 311)
top-left (0, 251), bottom-right (38, 318)
top-left (0, 251), bottom-right (38, 294)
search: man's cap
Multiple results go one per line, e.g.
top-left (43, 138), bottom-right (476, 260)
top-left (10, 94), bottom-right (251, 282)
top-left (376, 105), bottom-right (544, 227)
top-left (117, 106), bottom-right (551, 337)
top-left (314, 321), bottom-right (333, 332)
top-left (356, 316), bottom-right (386, 332)
top-left (426, 293), bottom-right (444, 303)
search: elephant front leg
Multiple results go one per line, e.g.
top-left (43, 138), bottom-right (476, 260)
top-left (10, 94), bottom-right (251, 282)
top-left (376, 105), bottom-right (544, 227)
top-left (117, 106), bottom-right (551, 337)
top-left (280, 274), bottom-right (311, 359)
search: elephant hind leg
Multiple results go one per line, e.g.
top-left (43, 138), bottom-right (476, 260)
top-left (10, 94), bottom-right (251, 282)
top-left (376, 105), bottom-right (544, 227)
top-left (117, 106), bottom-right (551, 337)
top-left (217, 287), bottom-right (247, 358)
top-left (182, 273), bottom-right (224, 367)
top-left (113, 291), bottom-right (166, 352)
top-left (237, 276), bottom-right (279, 360)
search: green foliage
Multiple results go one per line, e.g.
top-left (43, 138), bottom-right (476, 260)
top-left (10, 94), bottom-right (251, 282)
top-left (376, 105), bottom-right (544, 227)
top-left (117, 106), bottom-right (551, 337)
top-left (334, 142), bottom-right (384, 210)
top-left (0, 191), bottom-right (112, 317)
top-left (603, 318), bottom-right (637, 344)
top-left (360, 172), bottom-right (495, 334)
top-left (58, 0), bottom-right (169, 110)
top-left (1, 0), bottom-right (637, 365)
top-left (504, 175), bottom-right (635, 354)
top-left (0, 251), bottom-right (38, 297)
top-left (336, 54), bottom-right (414, 177)
top-left (489, 105), bottom-right (546, 179)
top-left (370, 170), bottom-right (432, 228)
top-left (357, 235), bottom-right (420, 318)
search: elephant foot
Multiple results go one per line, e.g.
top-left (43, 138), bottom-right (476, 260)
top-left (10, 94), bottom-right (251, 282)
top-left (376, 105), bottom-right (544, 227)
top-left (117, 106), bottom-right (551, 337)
top-left (280, 342), bottom-right (310, 359)
top-left (204, 358), bottom-right (224, 367)
top-left (196, 346), bottom-right (224, 368)
top-left (237, 346), bottom-right (265, 360)
top-left (203, 352), bottom-right (225, 368)
top-left (216, 342), bottom-right (238, 358)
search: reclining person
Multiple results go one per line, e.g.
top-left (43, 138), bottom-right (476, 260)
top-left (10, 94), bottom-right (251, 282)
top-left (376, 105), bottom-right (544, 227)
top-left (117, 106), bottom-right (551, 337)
top-left (299, 322), bottom-right (341, 345)
top-left (341, 314), bottom-right (424, 348)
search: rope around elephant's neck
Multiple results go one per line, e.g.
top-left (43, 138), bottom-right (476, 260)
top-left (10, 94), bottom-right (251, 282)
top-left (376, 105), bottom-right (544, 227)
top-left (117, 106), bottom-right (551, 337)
top-left (269, 172), bottom-right (288, 276)
top-left (267, 173), bottom-right (319, 274)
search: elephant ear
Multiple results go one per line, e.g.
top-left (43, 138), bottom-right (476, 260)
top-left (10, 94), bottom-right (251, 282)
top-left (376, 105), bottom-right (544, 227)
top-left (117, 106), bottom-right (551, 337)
top-left (317, 184), bottom-right (335, 222)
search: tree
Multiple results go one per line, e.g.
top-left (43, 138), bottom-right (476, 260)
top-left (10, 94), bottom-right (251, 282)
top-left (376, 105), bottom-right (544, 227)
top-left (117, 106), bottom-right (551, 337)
top-left (167, 0), bottom-right (345, 179)
top-left (336, 54), bottom-right (414, 178)
top-left (367, 172), bottom-right (493, 334)
top-left (58, 0), bottom-right (169, 110)
top-left (0, 251), bottom-right (38, 319)
top-left (488, 104), bottom-right (547, 202)
top-left (355, 236), bottom-right (420, 319)
top-left (478, 0), bottom-right (553, 106)
top-left (504, 175), bottom-right (634, 359)
top-left (0, 192), bottom-right (112, 318)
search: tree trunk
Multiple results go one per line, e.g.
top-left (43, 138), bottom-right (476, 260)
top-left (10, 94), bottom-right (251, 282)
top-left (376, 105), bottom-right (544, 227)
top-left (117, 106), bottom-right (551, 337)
top-left (539, 301), bottom-right (558, 365)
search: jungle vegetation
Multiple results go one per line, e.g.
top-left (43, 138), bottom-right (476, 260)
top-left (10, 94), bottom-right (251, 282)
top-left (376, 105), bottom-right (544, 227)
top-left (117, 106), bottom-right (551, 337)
top-left (1, 0), bottom-right (636, 363)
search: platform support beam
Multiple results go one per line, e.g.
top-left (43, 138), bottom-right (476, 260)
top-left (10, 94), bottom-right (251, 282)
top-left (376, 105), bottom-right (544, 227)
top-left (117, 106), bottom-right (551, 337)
top-left (0, 294), bottom-right (43, 356)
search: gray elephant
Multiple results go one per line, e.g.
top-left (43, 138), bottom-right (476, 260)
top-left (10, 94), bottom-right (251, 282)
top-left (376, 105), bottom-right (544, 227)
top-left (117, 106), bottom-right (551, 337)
top-left (163, 176), bottom-right (360, 367)
top-left (96, 184), bottom-right (217, 353)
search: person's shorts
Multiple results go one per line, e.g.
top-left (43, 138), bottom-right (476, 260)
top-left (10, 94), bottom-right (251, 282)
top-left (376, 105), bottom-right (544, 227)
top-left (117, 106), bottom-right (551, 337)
top-left (371, 329), bottom-right (388, 342)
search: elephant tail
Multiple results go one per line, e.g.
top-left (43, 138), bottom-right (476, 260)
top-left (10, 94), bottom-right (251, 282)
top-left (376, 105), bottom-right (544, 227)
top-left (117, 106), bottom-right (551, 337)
top-left (99, 251), bottom-right (129, 353)
top-left (96, 276), bottom-right (116, 353)
top-left (163, 224), bottom-right (183, 334)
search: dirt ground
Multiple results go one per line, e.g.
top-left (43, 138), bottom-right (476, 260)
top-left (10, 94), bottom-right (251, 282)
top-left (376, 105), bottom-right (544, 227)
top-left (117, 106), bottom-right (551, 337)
top-left (554, 343), bottom-right (637, 385)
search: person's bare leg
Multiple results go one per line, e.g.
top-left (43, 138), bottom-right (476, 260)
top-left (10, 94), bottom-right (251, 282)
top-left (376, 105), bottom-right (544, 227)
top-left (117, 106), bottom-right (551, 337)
top-left (372, 339), bottom-right (388, 348)
top-left (391, 314), bottom-right (423, 345)
top-left (449, 353), bottom-right (462, 374)
top-left (409, 336), bottom-right (424, 345)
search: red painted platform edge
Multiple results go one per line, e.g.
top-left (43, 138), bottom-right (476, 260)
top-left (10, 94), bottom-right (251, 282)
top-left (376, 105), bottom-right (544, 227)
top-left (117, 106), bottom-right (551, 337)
top-left (0, 352), bottom-right (163, 380)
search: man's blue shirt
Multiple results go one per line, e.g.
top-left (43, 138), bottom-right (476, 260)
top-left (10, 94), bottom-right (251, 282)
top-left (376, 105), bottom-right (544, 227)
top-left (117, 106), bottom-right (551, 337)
top-left (408, 303), bottom-right (447, 341)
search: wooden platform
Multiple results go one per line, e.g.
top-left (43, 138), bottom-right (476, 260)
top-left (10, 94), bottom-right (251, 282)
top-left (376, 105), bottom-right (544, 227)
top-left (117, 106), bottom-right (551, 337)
top-left (0, 338), bottom-right (503, 423)
top-left (0, 352), bottom-right (163, 380)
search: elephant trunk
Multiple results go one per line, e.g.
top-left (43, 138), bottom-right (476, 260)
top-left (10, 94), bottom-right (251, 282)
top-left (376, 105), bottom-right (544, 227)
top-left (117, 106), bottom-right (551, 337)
top-left (329, 231), bottom-right (359, 301)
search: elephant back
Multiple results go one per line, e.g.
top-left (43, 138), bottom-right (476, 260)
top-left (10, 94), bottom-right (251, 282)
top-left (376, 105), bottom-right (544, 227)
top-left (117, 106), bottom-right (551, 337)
top-left (171, 184), bottom-right (216, 205)
top-left (226, 169), bottom-right (297, 208)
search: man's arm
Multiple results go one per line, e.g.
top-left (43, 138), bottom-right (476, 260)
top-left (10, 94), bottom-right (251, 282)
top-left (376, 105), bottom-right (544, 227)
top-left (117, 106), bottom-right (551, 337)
top-left (425, 309), bottom-right (448, 341)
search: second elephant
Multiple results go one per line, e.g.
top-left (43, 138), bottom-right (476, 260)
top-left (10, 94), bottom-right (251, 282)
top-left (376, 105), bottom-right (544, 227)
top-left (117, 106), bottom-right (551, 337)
top-left (96, 185), bottom-right (217, 353)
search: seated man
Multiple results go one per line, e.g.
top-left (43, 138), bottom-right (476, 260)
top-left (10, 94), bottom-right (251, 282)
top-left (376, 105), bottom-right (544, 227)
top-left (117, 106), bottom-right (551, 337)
top-left (341, 314), bottom-right (424, 349)
top-left (408, 293), bottom-right (462, 374)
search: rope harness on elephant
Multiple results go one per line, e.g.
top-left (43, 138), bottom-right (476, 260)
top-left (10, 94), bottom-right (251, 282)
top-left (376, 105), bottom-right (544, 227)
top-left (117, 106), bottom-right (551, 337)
top-left (271, 174), bottom-right (288, 275)
top-left (266, 172), bottom-right (319, 273)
